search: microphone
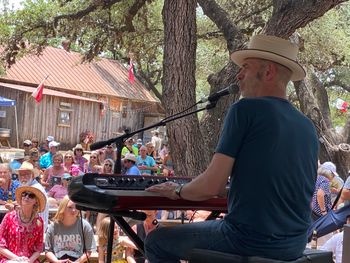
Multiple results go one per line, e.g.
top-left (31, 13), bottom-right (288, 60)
top-left (90, 138), bottom-right (115, 150)
top-left (200, 84), bottom-right (239, 103)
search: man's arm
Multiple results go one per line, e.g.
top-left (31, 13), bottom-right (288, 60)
top-left (316, 189), bottom-right (327, 214)
top-left (146, 153), bottom-right (234, 201)
top-left (341, 188), bottom-right (350, 201)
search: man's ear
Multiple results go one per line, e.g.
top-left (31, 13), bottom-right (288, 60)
top-left (264, 63), bottom-right (278, 81)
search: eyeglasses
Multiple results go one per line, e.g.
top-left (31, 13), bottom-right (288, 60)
top-left (90, 156), bottom-right (97, 159)
top-left (23, 144), bottom-right (31, 147)
top-left (63, 178), bottom-right (72, 181)
top-left (21, 192), bottom-right (36, 199)
top-left (104, 164), bottom-right (112, 167)
top-left (65, 156), bottom-right (73, 159)
top-left (66, 206), bottom-right (77, 211)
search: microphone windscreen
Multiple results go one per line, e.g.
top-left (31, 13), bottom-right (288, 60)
top-left (90, 140), bottom-right (109, 150)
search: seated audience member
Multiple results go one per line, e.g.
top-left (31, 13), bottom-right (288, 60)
top-left (104, 144), bottom-right (117, 162)
top-left (40, 135), bottom-right (54, 152)
top-left (23, 139), bottom-right (32, 157)
top-left (311, 163), bottom-right (335, 221)
top-left (63, 150), bottom-right (80, 175)
top-left (73, 144), bottom-right (88, 171)
top-left (136, 146), bottom-right (157, 175)
top-left (102, 159), bottom-right (114, 174)
top-left (135, 139), bottom-right (143, 150)
top-left (131, 210), bottom-right (160, 263)
top-left (123, 154), bottom-right (141, 176)
top-left (84, 151), bottom-right (102, 173)
top-left (0, 185), bottom-right (45, 262)
top-left (48, 173), bottom-right (72, 206)
top-left (320, 214), bottom-right (350, 263)
top-left (41, 153), bottom-right (65, 191)
top-left (162, 151), bottom-right (174, 176)
top-left (159, 140), bottom-right (169, 163)
top-left (0, 163), bottom-right (20, 204)
top-left (11, 162), bottom-right (49, 231)
top-left (45, 195), bottom-right (96, 262)
top-left (31, 138), bottom-right (39, 150)
top-left (121, 138), bottom-right (139, 158)
top-left (145, 142), bottom-right (157, 160)
top-left (97, 217), bottom-right (136, 263)
top-left (39, 140), bottom-right (59, 169)
top-left (27, 148), bottom-right (43, 182)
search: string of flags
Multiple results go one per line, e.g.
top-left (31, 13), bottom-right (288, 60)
top-left (334, 98), bottom-right (349, 113)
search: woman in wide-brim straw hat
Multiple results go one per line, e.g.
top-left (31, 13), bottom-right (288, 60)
top-left (0, 185), bottom-right (46, 263)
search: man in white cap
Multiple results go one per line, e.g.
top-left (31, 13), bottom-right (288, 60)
top-left (39, 141), bottom-right (60, 169)
top-left (145, 35), bottom-right (319, 262)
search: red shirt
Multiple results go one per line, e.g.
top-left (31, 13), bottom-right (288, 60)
top-left (0, 210), bottom-right (43, 262)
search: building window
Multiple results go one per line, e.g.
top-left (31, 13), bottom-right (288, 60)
top-left (58, 108), bottom-right (72, 127)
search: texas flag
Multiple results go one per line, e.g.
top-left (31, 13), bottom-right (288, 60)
top-left (128, 59), bottom-right (135, 84)
top-left (335, 98), bottom-right (349, 113)
top-left (31, 77), bottom-right (47, 103)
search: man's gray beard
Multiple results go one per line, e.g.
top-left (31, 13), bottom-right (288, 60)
top-left (20, 179), bottom-right (33, 186)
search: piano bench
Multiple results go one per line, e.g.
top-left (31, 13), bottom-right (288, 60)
top-left (188, 248), bottom-right (332, 263)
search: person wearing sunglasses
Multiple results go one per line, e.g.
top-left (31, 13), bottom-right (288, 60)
top-left (48, 173), bottom-right (72, 207)
top-left (84, 151), bottom-right (102, 174)
top-left (102, 159), bottom-right (115, 174)
top-left (0, 185), bottom-right (46, 263)
top-left (73, 144), bottom-right (87, 171)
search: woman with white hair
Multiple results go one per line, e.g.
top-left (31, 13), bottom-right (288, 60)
top-left (0, 163), bottom-right (20, 205)
top-left (311, 163), bottom-right (335, 221)
top-left (0, 185), bottom-right (46, 262)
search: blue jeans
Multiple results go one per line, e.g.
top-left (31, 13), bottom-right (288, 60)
top-left (145, 220), bottom-right (235, 263)
top-left (144, 219), bottom-right (306, 263)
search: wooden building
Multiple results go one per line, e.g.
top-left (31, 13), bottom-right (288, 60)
top-left (0, 47), bottom-right (163, 149)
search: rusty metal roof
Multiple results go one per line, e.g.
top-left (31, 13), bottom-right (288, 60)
top-left (0, 82), bottom-right (101, 103)
top-left (1, 47), bottom-right (158, 103)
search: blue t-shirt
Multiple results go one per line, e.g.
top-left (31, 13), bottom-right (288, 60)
top-left (126, 164), bottom-right (141, 176)
top-left (136, 156), bottom-right (156, 174)
top-left (39, 152), bottom-right (53, 169)
top-left (216, 97), bottom-right (319, 260)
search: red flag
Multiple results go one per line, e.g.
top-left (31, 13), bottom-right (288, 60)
top-left (128, 59), bottom-right (135, 84)
top-left (31, 77), bottom-right (47, 103)
top-left (335, 98), bottom-right (349, 113)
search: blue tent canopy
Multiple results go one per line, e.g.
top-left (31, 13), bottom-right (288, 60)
top-left (0, 96), bottom-right (16, 107)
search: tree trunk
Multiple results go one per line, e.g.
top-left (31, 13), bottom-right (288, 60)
top-left (162, 0), bottom-right (209, 176)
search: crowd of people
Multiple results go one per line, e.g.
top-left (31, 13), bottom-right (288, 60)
top-left (0, 132), bottom-right (176, 262)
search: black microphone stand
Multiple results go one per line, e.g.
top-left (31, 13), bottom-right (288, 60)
top-left (91, 101), bottom-right (219, 263)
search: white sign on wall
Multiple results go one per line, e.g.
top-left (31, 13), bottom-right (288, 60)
top-left (0, 111), bottom-right (6, 118)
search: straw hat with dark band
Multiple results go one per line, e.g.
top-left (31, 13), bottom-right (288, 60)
top-left (230, 35), bottom-right (306, 81)
top-left (15, 186), bottom-right (46, 212)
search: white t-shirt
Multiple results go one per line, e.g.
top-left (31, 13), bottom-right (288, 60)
top-left (320, 232), bottom-right (343, 263)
